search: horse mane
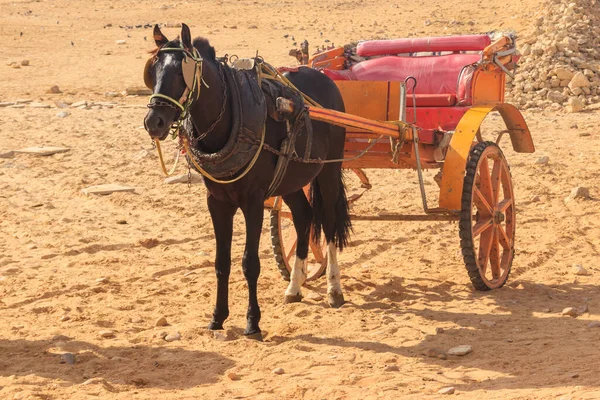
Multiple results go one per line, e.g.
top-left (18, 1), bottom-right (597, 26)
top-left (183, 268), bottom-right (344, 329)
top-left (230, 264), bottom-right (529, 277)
top-left (148, 37), bottom-right (216, 62)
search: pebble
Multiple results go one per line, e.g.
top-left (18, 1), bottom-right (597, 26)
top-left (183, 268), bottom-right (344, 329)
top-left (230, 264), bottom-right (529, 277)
top-left (572, 264), bottom-right (590, 276)
top-left (448, 345), bottom-right (472, 356)
top-left (384, 365), bottom-right (399, 372)
top-left (71, 100), bottom-right (87, 108)
top-left (306, 292), bottom-right (323, 301)
top-left (155, 316), bottom-right (168, 327)
top-left (125, 86), bottom-right (152, 96)
top-left (424, 348), bottom-right (448, 360)
top-left (56, 111), bottom-right (70, 118)
top-left (530, 195), bottom-right (541, 202)
top-left (95, 277), bottom-right (109, 284)
top-left (81, 184), bottom-right (135, 195)
top-left (272, 367), bottom-right (285, 375)
top-left (131, 316), bottom-right (143, 323)
top-left (164, 332), bottom-right (181, 342)
top-left (47, 85), bottom-right (61, 94)
top-left (21, 59), bottom-right (29, 66)
top-left (29, 102), bottom-right (50, 108)
top-left (213, 331), bottom-right (228, 341)
top-left (438, 387), bottom-right (456, 395)
top-left (99, 330), bottom-right (115, 338)
top-left (227, 372), bottom-right (241, 380)
top-left (588, 321), bottom-right (600, 328)
top-left (0, 151), bottom-right (15, 159)
top-left (116, 39), bottom-right (127, 44)
top-left (60, 353), bottom-right (76, 364)
top-left (105, 91), bottom-right (120, 98)
top-left (561, 307), bottom-right (577, 317)
top-left (535, 156), bottom-right (549, 165)
top-left (60, 315), bottom-right (71, 322)
top-left (435, 327), bottom-right (444, 334)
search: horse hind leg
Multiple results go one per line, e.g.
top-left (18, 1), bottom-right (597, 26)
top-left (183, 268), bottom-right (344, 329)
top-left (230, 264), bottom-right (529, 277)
top-left (313, 164), bottom-right (351, 308)
top-left (282, 190), bottom-right (312, 303)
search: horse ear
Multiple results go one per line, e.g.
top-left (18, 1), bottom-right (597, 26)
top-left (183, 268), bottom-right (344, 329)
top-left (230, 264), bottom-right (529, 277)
top-left (153, 24), bottom-right (168, 47)
top-left (181, 23), bottom-right (192, 50)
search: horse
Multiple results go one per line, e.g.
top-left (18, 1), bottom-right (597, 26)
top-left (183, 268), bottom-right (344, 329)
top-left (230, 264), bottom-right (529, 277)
top-left (143, 24), bottom-right (351, 338)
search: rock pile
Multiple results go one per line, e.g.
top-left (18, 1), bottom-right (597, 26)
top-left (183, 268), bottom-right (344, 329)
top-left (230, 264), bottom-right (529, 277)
top-left (507, 0), bottom-right (600, 111)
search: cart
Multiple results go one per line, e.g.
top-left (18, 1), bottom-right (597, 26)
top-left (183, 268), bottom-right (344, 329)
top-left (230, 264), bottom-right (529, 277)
top-left (265, 33), bottom-right (535, 291)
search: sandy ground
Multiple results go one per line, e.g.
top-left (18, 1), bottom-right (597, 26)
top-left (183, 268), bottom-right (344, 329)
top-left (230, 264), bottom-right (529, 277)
top-left (2, 0), bottom-right (600, 399)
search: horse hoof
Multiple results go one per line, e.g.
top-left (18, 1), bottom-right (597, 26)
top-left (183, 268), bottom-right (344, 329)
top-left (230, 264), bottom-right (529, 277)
top-left (208, 321), bottom-right (224, 330)
top-left (284, 294), bottom-right (303, 304)
top-left (328, 292), bottom-right (345, 308)
top-left (244, 330), bottom-right (263, 341)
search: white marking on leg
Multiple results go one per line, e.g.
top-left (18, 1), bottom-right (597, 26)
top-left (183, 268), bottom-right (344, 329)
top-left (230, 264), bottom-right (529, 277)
top-left (327, 242), bottom-right (342, 296)
top-left (285, 256), bottom-right (307, 297)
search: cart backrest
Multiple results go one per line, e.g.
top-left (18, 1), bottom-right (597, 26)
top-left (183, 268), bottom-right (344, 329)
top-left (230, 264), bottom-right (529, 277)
top-left (356, 35), bottom-right (491, 57)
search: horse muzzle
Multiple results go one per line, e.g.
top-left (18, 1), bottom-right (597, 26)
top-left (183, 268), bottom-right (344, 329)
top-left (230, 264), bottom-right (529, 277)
top-left (144, 110), bottom-right (171, 140)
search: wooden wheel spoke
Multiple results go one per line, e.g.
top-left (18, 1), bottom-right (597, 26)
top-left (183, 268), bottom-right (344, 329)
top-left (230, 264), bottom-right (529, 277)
top-left (478, 228), bottom-right (494, 273)
top-left (489, 227), bottom-right (501, 279)
top-left (490, 157), bottom-right (502, 206)
top-left (473, 187), bottom-right (494, 215)
top-left (497, 224), bottom-right (511, 250)
top-left (309, 239), bottom-right (325, 263)
top-left (478, 158), bottom-right (494, 205)
top-left (497, 198), bottom-right (513, 213)
top-left (286, 241), bottom-right (297, 262)
top-left (472, 217), bottom-right (494, 237)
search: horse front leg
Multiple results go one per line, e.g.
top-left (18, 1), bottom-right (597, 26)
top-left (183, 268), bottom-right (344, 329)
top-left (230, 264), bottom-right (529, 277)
top-left (240, 193), bottom-right (265, 338)
top-left (207, 194), bottom-right (237, 331)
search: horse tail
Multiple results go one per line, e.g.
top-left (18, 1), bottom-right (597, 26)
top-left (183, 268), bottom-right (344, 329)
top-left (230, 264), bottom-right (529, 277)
top-left (310, 170), bottom-right (352, 251)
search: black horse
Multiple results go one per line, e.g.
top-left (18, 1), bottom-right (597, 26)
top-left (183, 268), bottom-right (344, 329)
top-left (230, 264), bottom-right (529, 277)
top-left (144, 24), bottom-right (351, 338)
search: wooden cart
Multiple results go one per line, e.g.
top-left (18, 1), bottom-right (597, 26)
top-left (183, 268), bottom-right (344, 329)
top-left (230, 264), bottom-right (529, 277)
top-left (266, 33), bottom-right (535, 291)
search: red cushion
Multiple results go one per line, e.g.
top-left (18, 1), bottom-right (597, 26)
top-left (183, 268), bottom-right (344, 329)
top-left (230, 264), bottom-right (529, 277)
top-left (357, 35), bottom-right (491, 57)
top-left (349, 54), bottom-right (481, 95)
top-left (322, 69), bottom-right (355, 81)
top-left (407, 94), bottom-right (456, 107)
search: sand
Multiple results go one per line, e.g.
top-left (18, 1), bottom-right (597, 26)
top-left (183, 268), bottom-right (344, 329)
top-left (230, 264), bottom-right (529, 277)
top-left (1, 0), bottom-right (600, 399)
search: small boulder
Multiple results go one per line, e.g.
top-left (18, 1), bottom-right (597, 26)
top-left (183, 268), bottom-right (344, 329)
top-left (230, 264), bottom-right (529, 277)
top-left (448, 345), bottom-right (472, 356)
top-left (438, 387), bottom-right (456, 395)
top-left (565, 97), bottom-right (584, 113)
top-left (565, 187), bottom-right (590, 202)
top-left (561, 307), bottom-right (577, 317)
top-left (568, 72), bottom-right (591, 90)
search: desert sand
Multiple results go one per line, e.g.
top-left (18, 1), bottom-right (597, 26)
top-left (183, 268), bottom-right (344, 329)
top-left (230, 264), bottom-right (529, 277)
top-left (1, 0), bottom-right (600, 399)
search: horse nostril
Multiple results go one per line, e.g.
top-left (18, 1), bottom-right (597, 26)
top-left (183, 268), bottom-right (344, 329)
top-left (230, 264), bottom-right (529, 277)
top-left (156, 117), bottom-right (165, 129)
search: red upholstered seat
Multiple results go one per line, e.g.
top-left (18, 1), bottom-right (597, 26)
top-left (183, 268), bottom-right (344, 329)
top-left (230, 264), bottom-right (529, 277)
top-left (406, 94), bottom-right (456, 107)
top-left (348, 54), bottom-right (481, 95)
top-left (357, 35), bottom-right (491, 57)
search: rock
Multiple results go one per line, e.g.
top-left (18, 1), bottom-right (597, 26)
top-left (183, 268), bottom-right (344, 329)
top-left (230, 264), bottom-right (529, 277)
top-left (535, 156), bottom-right (549, 165)
top-left (0, 102), bottom-right (14, 107)
top-left (530, 195), bottom-right (541, 202)
top-left (155, 316), bottom-right (168, 327)
top-left (588, 321), bottom-right (600, 328)
top-left (384, 365), bottom-right (399, 372)
top-left (546, 90), bottom-right (565, 103)
top-left (47, 85), bottom-right (61, 94)
top-left (95, 277), bottom-right (109, 284)
top-left (565, 97), bottom-right (585, 113)
top-left (99, 330), bottom-right (115, 338)
top-left (565, 187), bottom-right (590, 202)
top-left (448, 345), bottom-right (472, 356)
top-left (306, 292), bottom-right (323, 301)
top-left (154, 331), bottom-right (168, 339)
top-left (435, 327), bottom-right (444, 334)
top-left (29, 102), bottom-right (51, 108)
top-left (125, 86), bottom-right (152, 96)
top-left (71, 101), bottom-right (87, 108)
top-left (0, 151), bottom-right (15, 159)
top-left (521, 44), bottom-right (531, 56)
top-left (104, 91), bottom-right (120, 98)
top-left (273, 367), bottom-right (285, 375)
top-left (569, 72), bottom-right (591, 90)
top-left (116, 39), bottom-right (127, 45)
top-left (55, 101), bottom-right (70, 108)
top-left (227, 372), bottom-right (241, 380)
top-left (56, 111), bottom-right (70, 118)
top-left (424, 348), bottom-right (448, 360)
top-left (131, 316), bottom-right (143, 324)
top-left (555, 68), bottom-right (574, 80)
top-left (438, 387), bottom-right (456, 395)
top-left (81, 184), bottom-right (135, 196)
top-left (21, 59), bottom-right (29, 66)
top-left (573, 264), bottom-right (589, 276)
top-left (60, 315), bottom-right (71, 322)
top-left (15, 147), bottom-right (70, 156)
top-left (60, 353), bottom-right (76, 364)
top-left (164, 332), bottom-right (181, 342)
top-left (164, 173), bottom-right (203, 184)
top-left (561, 307), bottom-right (577, 317)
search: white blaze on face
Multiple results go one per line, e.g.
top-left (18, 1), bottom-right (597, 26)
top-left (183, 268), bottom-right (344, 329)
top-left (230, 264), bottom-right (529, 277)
top-left (327, 242), bottom-right (342, 295)
top-left (285, 256), bottom-right (307, 297)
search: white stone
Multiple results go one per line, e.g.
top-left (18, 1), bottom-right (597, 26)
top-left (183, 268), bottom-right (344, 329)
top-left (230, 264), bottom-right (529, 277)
top-left (438, 387), bottom-right (456, 395)
top-left (573, 264), bottom-right (590, 276)
top-left (116, 40), bottom-right (127, 45)
top-left (29, 102), bottom-right (51, 108)
top-left (56, 111), bottom-right (70, 118)
top-left (71, 101), bottom-right (87, 108)
top-left (569, 72), bottom-right (591, 90)
top-left (272, 367), bottom-right (285, 375)
top-left (81, 184), bottom-right (136, 195)
top-left (448, 345), bottom-right (472, 356)
top-left (15, 146), bottom-right (70, 156)
top-left (535, 156), bottom-right (550, 165)
top-left (99, 330), bottom-right (115, 338)
top-left (565, 97), bottom-right (584, 113)
top-left (164, 332), bottom-right (181, 342)
top-left (561, 307), bottom-right (577, 317)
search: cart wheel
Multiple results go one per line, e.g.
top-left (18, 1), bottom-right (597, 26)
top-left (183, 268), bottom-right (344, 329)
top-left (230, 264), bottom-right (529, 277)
top-left (270, 195), bottom-right (328, 282)
top-left (459, 141), bottom-right (515, 290)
